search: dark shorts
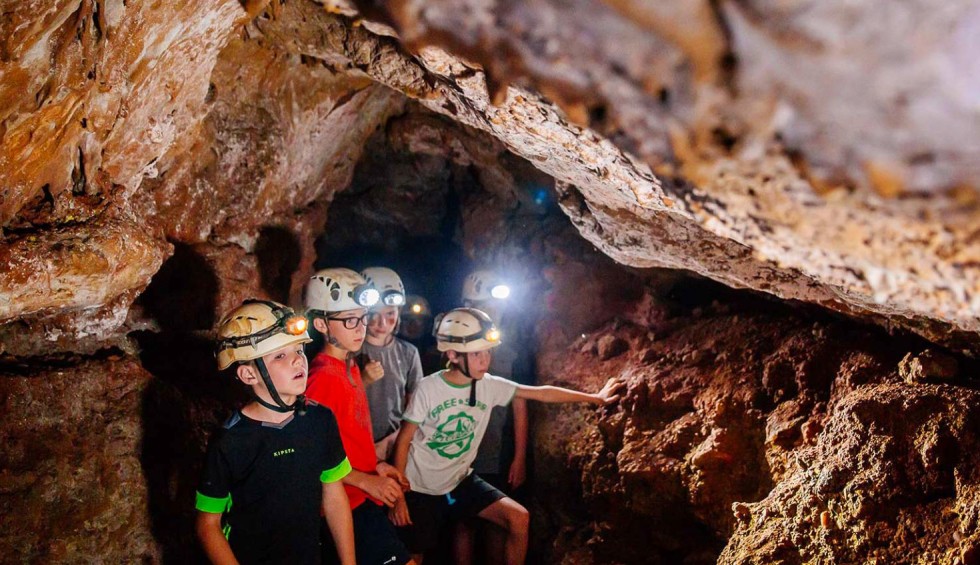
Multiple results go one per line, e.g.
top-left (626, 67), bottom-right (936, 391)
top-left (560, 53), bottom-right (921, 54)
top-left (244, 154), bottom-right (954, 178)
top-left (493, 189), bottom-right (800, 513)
top-left (397, 473), bottom-right (507, 553)
top-left (322, 501), bottom-right (412, 565)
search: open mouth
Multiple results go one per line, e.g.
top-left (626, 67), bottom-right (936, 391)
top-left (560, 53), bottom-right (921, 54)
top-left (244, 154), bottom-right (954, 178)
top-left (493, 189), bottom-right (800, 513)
top-left (293, 372), bottom-right (306, 380)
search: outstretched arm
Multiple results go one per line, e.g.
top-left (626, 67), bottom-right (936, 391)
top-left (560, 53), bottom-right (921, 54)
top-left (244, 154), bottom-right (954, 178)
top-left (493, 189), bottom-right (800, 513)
top-left (514, 377), bottom-right (624, 405)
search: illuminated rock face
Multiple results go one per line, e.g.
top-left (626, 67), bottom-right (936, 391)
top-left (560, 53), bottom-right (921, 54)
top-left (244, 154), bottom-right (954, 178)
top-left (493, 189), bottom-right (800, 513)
top-left (1, 1), bottom-right (979, 563)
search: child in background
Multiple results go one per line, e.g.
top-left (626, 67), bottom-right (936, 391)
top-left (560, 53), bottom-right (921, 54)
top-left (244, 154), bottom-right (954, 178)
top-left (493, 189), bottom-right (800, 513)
top-left (360, 267), bottom-right (424, 462)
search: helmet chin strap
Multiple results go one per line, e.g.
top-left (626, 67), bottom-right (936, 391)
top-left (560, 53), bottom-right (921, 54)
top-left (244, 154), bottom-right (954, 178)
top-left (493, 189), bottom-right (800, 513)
top-left (253, 359), bottom-right (306, 416)
top-left (459, 355), bottom-right (477, 407)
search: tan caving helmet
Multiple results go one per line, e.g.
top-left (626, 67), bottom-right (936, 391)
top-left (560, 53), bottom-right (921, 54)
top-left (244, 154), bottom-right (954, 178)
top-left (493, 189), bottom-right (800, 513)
top-left (306, 268), bottom-right (379, 314)
top-left (361, 267), bottom-right (406, 307)
top-left (216, 299), bottom-right (311, 371)
top-left (434, 307), bottom-right (501, 353)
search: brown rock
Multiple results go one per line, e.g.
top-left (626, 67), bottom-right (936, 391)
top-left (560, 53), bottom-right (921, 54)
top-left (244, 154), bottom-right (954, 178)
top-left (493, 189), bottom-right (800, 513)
top-left (899, 349), bottom-right (959, 383)
top-left (597, 335), bottom-right (629, 360)
top-left (0, 217), bottom-right (170, 322)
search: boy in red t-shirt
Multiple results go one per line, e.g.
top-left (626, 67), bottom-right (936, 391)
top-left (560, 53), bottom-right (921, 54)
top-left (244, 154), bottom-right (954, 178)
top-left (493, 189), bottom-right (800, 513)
top-left (305, 268), bottom-right (415, 565)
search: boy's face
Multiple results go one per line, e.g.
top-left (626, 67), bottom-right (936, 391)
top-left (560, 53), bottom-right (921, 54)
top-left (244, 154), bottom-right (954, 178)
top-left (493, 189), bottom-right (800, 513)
top-left (367, 306), bottom-right (399, 339)
top-left (240, 343), bottom-right (308, 398)
top-left (450, 348), bottom-right (492, 379)
top-left (326, 307), bottom-right (368, 352)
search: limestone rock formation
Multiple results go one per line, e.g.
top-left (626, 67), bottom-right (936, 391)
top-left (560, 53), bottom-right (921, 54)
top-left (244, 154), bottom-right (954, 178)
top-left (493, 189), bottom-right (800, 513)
top-left (1, 1), bottom-right (979, 563)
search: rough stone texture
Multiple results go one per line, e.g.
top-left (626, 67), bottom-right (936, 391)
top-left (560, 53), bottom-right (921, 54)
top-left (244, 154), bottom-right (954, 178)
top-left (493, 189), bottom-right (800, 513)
top-left (0, 358), bottom-right (160, 562)
top-left (303, 1), bottom-right (980, 351)
top-left (720, 383), bottom-right (980, 565)
top-left (0, 0), bottom-right (246, 227)
top-left (4, 0), bottom-right (980, 351)
top-left (0, 214), bottom-right (169, 321)
top-left (138, 32), bottom-right (404, 246)
top-left (1, 1), bottom-right (980, 563)
top-left (531, 278), bottom-right (980, 564)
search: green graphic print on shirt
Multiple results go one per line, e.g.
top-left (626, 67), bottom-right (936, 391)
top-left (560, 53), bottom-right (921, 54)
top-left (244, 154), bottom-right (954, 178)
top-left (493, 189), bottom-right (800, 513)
top-left (427, 411), bottom-right (476, 459)
top-left (404, 373), bottom-right (517, 495)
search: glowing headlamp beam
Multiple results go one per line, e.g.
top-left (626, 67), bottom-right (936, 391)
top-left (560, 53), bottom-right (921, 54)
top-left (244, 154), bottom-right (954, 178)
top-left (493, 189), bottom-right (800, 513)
top-left (284, 316), bottom-right (308, 335)
top-left (357, 288), bottom-right (380, 307)
top-left (490, 284), bottom-right (511, 299)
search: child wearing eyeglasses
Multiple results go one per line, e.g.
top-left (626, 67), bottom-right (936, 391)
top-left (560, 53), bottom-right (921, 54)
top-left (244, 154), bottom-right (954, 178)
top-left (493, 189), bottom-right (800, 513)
top-left (305, 268), bottom-right (416, 565)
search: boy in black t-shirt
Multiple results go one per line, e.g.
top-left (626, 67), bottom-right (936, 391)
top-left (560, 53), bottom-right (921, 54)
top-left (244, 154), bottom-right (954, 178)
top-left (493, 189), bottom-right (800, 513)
top-left (196, 300), bottom-right (356, 564)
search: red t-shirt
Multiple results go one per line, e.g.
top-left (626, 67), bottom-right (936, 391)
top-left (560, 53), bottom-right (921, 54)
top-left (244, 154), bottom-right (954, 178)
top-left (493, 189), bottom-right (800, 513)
top-left (306, 353), bottom-right (379, 509)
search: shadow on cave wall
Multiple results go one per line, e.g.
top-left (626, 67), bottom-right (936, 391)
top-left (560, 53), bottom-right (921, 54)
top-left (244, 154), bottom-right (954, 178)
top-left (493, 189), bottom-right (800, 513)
top-left (134, 243), bottom-right (240, 563)
top-left (256, 226), bottom-right (303, 304)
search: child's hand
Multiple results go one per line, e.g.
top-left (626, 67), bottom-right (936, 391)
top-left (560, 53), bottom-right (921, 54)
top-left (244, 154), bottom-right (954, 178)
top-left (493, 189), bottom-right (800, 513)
top-left (595, 377), bottom-right (626, 405)
top-left (362, 360), bottom-right (385, 385)
top-left (365, 474), bottom-right (404, 507)
top-left (376, 461), bottom-right (410, 491)
top-left (389, 497), bottom-right (413, 527)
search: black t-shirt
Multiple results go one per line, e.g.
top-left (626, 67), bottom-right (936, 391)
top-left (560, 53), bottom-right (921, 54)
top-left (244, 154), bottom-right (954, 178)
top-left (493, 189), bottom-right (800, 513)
top-left (196, 402), bottom-right (350, 565)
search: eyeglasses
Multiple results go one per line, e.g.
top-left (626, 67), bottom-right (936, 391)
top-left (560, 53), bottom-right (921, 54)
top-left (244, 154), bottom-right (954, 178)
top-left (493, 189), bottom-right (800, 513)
top-left (328, 314), bottom-right (370, 329)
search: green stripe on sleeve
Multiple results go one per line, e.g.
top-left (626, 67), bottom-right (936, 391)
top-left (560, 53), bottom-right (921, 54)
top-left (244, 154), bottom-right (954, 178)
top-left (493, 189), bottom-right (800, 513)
top-left (320, 457), bottom-right (353, 483)
top-left (196, 492), bottom-right (231, 514)
top-left (402, 416), bottom-right (422, 425)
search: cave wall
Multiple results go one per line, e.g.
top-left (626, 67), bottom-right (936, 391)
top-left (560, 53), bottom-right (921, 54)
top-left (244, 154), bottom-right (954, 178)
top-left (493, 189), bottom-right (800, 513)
top-left (1, 1), bottom-right (980, 564)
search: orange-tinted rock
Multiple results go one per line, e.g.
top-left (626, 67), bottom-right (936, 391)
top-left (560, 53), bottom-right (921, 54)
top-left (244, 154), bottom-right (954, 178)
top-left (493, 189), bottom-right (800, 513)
top-left (529, 271), bottom-right (966, 562)
top-left (0, 0), bottom-right (247, 227)
top-left (0, 216), bottom-right (170, 321)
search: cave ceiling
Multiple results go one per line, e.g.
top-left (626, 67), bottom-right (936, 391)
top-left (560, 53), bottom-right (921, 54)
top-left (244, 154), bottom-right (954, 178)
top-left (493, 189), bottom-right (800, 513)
top-left (1, 0), bottom-right (979, 354)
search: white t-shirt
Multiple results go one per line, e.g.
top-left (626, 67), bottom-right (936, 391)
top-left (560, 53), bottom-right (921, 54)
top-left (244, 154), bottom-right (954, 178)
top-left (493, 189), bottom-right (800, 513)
top-left (402, 371), bottom-right (518, 495)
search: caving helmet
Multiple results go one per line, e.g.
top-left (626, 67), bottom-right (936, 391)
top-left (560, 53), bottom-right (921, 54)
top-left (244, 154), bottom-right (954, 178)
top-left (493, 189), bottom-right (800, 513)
top-left (434, 307), bottom-right (502, 353)
top-left (215, 299), bottom-right (311, 413)
top-left (305, 268), bottom-right (379, 315)
top-left (361, 267), bottom-right (406, 307)
top-left (462, 270), bottom-right (511, 304)
top-left (433, 307), bottom-right (501, 406)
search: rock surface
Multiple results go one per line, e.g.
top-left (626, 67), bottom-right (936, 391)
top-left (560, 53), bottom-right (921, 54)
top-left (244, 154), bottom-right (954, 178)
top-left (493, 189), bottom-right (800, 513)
top-left (531, 273), bottom-right (980, 563)
top-left (1, 1), bottom-right (979, 563)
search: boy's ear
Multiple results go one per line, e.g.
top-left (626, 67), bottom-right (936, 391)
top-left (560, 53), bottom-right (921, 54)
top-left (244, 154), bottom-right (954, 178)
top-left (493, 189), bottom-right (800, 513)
top-left (446, 350), bottom-right (459, 363)
top-left (236, 363), bottom-right (259, 386)
top-left (313, 317), bottom-right (329, 334)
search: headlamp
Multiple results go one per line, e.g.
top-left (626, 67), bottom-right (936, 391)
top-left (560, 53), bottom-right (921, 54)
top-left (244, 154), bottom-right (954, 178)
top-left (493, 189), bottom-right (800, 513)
top-left (382, 291), bottom-right (405, 307)
top-left (284, 315), bottom-right (308, 335)
top-left (490, 284), bottom-right (511, 300)
top-left (354, 284), bottom-right (380, 307)
top-left (410, 303), bottom-right (423, 314)
top-left (485, 328), bottom-right (501, 342)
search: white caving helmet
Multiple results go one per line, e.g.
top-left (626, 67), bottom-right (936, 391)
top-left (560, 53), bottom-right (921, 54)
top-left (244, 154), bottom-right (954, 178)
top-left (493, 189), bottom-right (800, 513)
top-left (215, 299), bottom-right (312, 413)
top-left (433, 307), bottom-right (501, 407)
top-left (361, 267), bottom-right (406, 307)
top-left (306, 268), bottom-right (380, 315)
top-left (461, 269), bottom-right (511, 304)
top-left (434, 307), bottom-right (502, 353)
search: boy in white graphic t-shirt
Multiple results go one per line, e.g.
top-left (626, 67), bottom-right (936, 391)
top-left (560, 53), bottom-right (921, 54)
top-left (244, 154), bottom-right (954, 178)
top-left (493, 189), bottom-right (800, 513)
top-left (389, 308), bottom-right (624, 565)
